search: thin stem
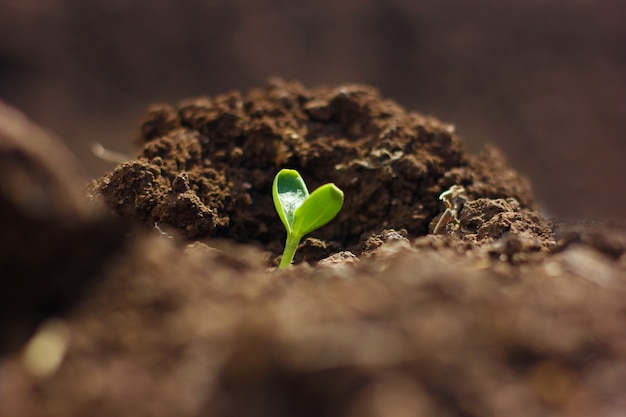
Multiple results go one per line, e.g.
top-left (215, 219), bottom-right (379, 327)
top-left (278, 234), bottom-right (301, 269)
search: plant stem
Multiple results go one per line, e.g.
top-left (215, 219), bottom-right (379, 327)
top-left (278, 234), bottom-right (301, 269)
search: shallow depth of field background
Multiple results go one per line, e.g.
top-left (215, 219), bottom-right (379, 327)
top-left (0, 0), bottom-right (624, 220)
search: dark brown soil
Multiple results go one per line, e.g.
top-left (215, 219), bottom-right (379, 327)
top-left (92, 79), bottom-right (534, 260)
top-left (0, 102), bottom-right (129, 356)
top-left (1, 83), bottom-right (626, 417)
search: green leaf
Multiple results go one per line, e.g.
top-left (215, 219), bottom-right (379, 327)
top-left (272, 169), bottom-right (309, 235)
top-left (292, 183), bottom-right (344, 238)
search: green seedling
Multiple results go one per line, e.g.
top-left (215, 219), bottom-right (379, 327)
top-left (273, 169), bottom-right (344, 269)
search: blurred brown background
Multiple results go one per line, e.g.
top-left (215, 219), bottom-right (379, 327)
top-left (0, 0), bottom-right (624, 220)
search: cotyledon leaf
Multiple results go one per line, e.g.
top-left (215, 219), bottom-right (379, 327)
top-left (292, 183), bottom-right (344, 239)
top-left (272, 169), bottom-right (309, 235)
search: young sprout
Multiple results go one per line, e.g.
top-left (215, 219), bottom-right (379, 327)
top-left (272, 169), bottom-right (344, 269)
top-left (432, 184), bottom-right (468, 234)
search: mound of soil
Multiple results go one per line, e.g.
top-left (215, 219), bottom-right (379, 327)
top-left (2, 83), bottom-right (626, 417)
top-left (92, 79), bottom-right (533, 260)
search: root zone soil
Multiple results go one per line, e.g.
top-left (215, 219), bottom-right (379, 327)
top-left (1, 80), bottom-right (626, 417)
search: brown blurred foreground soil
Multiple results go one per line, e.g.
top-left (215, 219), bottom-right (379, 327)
top-left (1, 82), bottom-right (626, 417)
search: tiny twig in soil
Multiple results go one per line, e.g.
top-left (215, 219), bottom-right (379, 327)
top-left (91, 142), bottom-right (130, 164)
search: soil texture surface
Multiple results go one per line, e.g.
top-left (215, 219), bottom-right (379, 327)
top-left (93, 79), bottom-right (533, 258)
top-left (1, 82), bottom-right (626, 417)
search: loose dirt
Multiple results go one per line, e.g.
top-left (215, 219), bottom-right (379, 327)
top-left (1, 81), bottom-right (625, 417)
